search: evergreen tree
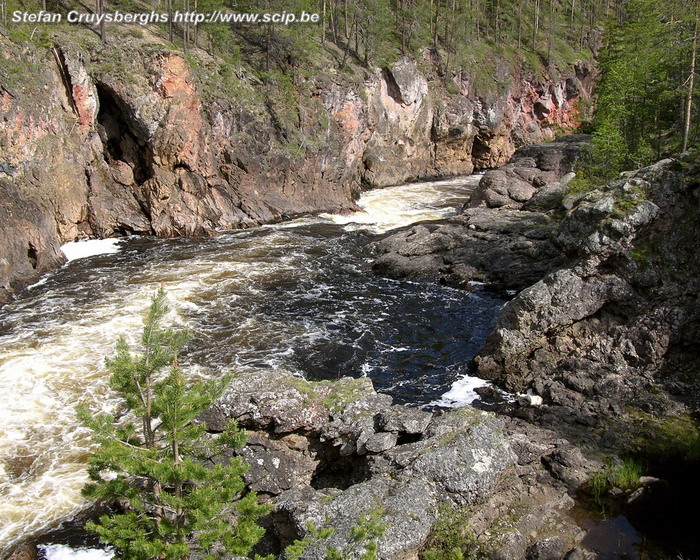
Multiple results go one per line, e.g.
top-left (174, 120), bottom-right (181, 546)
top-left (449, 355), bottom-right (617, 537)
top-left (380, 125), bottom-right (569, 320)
top-left (588, 0), bottom-right (700, 180)
top-left (78, 289), bottom-right (269, 560)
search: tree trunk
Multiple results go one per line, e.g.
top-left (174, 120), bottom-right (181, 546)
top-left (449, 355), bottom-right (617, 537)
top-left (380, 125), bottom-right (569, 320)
top-left (194, 0), bottom-right (199, 47)
top-left (683, 6), bottom-right (698, 152)
top-left (168, 0), bottom-right (173, 42)
top-left (433, 0), bottom-right (439, 46)
top-left (97, 0), bottom-right (106, 43)
top-left (533, 0), bottom-right (540, 49)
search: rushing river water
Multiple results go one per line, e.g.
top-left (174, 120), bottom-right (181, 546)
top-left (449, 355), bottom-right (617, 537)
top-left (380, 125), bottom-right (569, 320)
top-left (0, 175), bottom-right (507, 555)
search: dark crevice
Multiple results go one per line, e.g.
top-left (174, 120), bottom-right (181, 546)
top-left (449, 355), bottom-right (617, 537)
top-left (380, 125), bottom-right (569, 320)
top-left (382, 67), bottom-right (404, 105)
top-left (396, 432), bottom-right (422, 445)
top-left (310, 453), bottom-right (370, 491)
top-left (534, 101), bottom-right (550, 121)
top-left (174, 162), bottom-right (192, 172)
top-left (95, 83), bottom-right (153, 186)
top-left (27, 244), bottom-right (38, 269)
top-left (472, 133), bottom-right (493, 168)
top-left (51, 47), bottom-right (79, 119)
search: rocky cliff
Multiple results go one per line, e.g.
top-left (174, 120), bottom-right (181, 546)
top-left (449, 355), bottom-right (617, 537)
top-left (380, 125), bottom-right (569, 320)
top-left (367, 145), bottom-right (700, 558)
top-left (475, 158), bottom-right (700, 429)
top-left (0, 28), bottom-right (592, 302)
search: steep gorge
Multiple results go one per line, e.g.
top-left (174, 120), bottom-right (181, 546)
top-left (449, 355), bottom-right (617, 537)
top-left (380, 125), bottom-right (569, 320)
top-left (0, 31), bottom-right (593, 302)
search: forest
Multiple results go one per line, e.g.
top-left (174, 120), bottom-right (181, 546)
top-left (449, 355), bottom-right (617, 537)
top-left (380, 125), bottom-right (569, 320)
top-left (3, 0), bottom-right (696, 179)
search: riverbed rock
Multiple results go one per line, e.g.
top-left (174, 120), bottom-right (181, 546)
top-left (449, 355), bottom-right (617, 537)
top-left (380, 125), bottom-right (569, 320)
top-left (200, 370), bottom-right (598, 559)
top-left (201, 371), bottom-right (375, 435)
top-left (367, 138), bottom-right (592, 291)
top-left (369, 208), bottom-right (566, 290)
top-left (275, 478), bottom-right (439, 559)
top-left (6, 544), bottom-right (38, 560)
top-left (466, 135), bottom-right (589, 210)
top-left (475, 158), bottom-right (700, 433)
top-left (234, 432), bottom-right (320, 495)
top-left (377, 406), bottom-right (432, 434)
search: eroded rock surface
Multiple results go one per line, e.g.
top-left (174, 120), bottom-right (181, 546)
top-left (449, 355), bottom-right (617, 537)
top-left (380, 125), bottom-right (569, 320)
top-left (368, 138), bottom-right (587, 290)
top-left (475, 159), bottom-right (700, 430)
top-left (0, 35), bottom-right (592, 302)
top-left (202, 371), bottom-right (599, 559)
top-left (467, 135), bottom-right (588, 210)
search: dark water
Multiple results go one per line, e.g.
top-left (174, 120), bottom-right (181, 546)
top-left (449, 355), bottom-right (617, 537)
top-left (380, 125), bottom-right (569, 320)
top-left (0, 176), bottom-right (505, 554)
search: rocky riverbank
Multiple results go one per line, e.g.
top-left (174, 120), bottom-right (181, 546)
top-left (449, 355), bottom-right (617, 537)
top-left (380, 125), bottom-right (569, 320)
top-left (367, 140), bottom-right (700, 558)
top-left (0, 26), bottom-right (593, 303)
top-left (196, 371), bottom-right (600, 560)
top-left (368, 136), bottom-right (588, 291)
top-left (370, 137), bottom-right (700, 432)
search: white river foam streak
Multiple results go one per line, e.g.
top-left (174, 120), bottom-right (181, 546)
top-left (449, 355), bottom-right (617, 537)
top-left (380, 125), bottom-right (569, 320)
top-left (0, 175), bottom-right (499, 554)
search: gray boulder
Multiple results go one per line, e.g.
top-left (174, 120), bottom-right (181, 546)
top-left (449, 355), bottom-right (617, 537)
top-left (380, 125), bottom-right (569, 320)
top-left (275, 478), bottom-right (439, 560)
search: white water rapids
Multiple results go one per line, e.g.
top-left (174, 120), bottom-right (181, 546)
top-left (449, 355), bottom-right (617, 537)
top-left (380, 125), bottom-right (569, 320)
top-left (0, 175), bottom-right (501, 556)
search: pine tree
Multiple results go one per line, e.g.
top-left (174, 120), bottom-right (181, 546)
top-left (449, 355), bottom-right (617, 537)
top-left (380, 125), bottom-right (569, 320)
top-left (78, 289), bottom-right (269, 560)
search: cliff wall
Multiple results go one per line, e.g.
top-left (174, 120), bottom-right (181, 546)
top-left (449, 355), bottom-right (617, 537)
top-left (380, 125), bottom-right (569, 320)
top-left (0, 33), bottom-right (593, 302)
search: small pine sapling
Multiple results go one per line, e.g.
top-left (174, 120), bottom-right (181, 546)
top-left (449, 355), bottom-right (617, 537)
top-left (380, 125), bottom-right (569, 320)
top-left (78, 289), bottom-right (269, 560)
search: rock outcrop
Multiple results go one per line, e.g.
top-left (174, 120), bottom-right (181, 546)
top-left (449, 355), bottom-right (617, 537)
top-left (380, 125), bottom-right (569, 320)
top-left (0, 31), bottom-right (592, 302)
top-left (370, 140), bottom-right (700, 428)
top-left (466, 135), bottom-right (588, 210)
top-left (199, 370), bottom-right (598, 559)
top-left (368, 137), bottom-right (588, 290)
top-left (475, 158), bottom-right (700, 427)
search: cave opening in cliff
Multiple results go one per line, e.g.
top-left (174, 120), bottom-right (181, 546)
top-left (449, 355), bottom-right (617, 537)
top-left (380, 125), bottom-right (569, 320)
top-left (95, 84), bottom-right (153, 185)
top-left (472, 133), bottom-right (492, 168)
top-left (27, 243), bottom-right (38, 269)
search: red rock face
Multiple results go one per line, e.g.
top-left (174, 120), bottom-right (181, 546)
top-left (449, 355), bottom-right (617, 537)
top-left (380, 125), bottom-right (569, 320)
top-left (0, 39), bottom-right (594, 300)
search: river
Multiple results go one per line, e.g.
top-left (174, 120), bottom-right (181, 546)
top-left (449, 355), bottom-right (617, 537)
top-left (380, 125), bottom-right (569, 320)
top-left (0, 175), bottom-right (506, 556)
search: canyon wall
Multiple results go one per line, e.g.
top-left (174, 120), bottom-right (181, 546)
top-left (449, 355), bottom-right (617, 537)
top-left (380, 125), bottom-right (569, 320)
top-left (0, 34), bottom-right (593, 302)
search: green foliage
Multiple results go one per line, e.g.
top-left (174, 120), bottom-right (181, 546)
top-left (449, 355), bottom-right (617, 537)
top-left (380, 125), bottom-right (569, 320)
top-left (79, 289), bottom-right (269, 559)
top-left (566, 172), bottom-right (597, 196)
top-left (588, 458), bottom-right (644, 506)
top-left (284, 522), bottom-right (335, 560)
top-left (628, 411), bottom-right (700, 462)
top-left (589, 0), bottom-right (699, 176)
top-left (630, 247), bottom-right (652, 269)
top-left (282, 509), bottom-right (387, 560)
top-left (421, 505), bottom-right (488, 560)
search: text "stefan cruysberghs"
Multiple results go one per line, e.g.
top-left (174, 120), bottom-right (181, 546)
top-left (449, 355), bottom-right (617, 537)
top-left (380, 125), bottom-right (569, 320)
top-left (11, 10), bottom-right (320, 25)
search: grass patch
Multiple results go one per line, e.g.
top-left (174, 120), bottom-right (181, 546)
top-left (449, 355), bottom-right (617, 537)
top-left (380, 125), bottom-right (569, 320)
top-left (589, 458), bottom-right (644, 506)
top-left (628, 411), bottom-right (700, 463)
top-left (630, 247), bottom-right (653, 269)
top-left (287, 377), bottom-right (370, 413)
top-left (420, 505), bottom-right (490, 560)
top-left (565, 173), bottom-right (597, 196)
top-left (611, 185), bottom-right (647, 219)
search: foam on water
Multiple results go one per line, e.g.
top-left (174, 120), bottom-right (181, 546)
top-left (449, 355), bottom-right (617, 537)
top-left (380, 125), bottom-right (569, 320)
top-left (0, 175), bottom-right (502, 555)
top-left (430, 375), bottom-right (491, 408)
top-left (321, 175), bottom-right (482, 234)
top-left (39, 544), bottom-right (114, 560)
top-left (60, 239), bottom-right (123, 262)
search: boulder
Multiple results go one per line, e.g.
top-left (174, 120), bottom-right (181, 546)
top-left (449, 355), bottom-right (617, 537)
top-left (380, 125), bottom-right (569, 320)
top-left (467, 136), bottom-right (589, 210)
top-left (369, 208), bottom-right (566, 291)
top-left (201, 372), bottom-right (375, 435)
top-left (275, 478), bottom-right (439, 559)
top-left (234, 432), bottom-right (319, 495)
